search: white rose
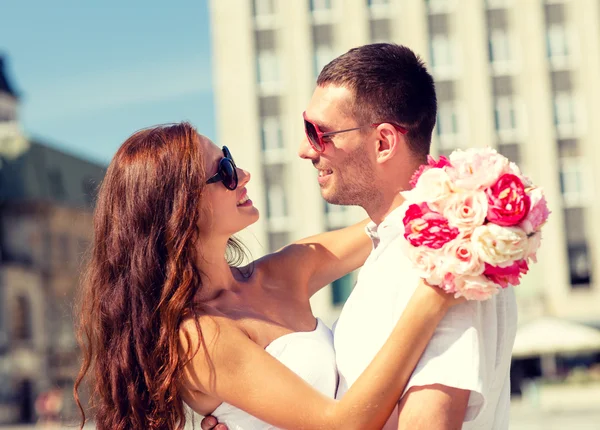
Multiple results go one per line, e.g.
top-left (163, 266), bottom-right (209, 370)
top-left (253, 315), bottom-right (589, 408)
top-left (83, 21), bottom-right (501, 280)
top-left (471, 224), bottom-right (528, 266)
top-left (412, 168), bottom-right (454, 208)
top-left (443, 191), bottom-right (488, 234)
top-left (442, 237), bottom-right (485, 276)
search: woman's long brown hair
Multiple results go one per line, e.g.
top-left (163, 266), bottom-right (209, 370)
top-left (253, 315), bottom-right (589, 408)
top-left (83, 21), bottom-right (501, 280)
top-left (74, 123), bottom-right (247, 429)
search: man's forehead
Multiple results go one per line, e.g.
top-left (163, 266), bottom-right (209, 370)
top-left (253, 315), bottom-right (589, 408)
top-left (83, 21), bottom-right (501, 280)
top-left (307, 85), bottom-right (354, 122)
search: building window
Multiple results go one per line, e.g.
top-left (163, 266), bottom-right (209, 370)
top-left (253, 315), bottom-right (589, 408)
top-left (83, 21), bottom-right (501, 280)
top-left (494, 97), bottom-right (517, 133)
top-left (311, 0), bottom-right (332, 12)
top-left (429, 34), bottom-right (455, 77)
top-left (58, 233), bottom-right (70, 267)
top-left (368, 0), bottom-right (389, 5)
top-left (488, 29), bottom-right (511, 65)
top-left (253, 0), bottom-right (275, 17)
top-left (332, 273), bottom-right (354, 305)
top-left (436, 103), bottom-right (461, 147)
top-left (268, 232), bottom-right (289, 252)
top-left (497, 143), bottom-right (520, 165)
top-left (266, 184), bottom-right (287, 219)
top-left (265, 165), bottom-right (288, 220)
top-left (553, 92), bottom-right (578, 137)
top-left (426, 0), bottom-right (455, 14)
top-left (485, 0), bottom-right (511, 8)
top-left (314, 45), bottom-right (335, 78)
top-left (82, 177), bottom-right (98, 207)
top-left (370, 19), bottom-right (391, 43)
top-left (77, 238), bottom-right (90, 260)
top-left (325, 202), bottom-right (346, 214)
top-left (546, 24), bottom-right (569, 61)
top-left (261, 117), bottom-right (284, 151)
top-left (12, 296), bottom-right (32, 341)
top-left (324, 201), bottom-right (347, 228)
top-left (257, 51), bottom-right (280, 85)
top-left (47, 169), bottom-right (65, 199)
top-left (559, 157), bottom-right (587, 207)
top-left (568, 243), bottom-right (591, 287)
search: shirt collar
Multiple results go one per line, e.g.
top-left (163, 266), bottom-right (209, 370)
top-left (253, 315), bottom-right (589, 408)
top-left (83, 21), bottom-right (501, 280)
top-left (364, 203), bottom-right (409, 249)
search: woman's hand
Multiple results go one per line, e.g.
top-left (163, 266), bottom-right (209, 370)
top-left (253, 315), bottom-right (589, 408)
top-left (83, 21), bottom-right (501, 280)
top-left (414, 278), bottom-right (467, 310)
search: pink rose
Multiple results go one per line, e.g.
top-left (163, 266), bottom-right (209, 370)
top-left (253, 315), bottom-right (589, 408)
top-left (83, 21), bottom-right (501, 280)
top-left (486, 173), bottom-right (530, 226)
top-left (442, 236), bottom-right (485, 276)
top-left (408, 246), bottom-right (445, 285)
top-left (439, 273), bottom-right (458, 295)
top-left (403, 203), bottom-right (460, 249)
top-left (520, 188), bottom-right (550, 234)
top-left (443, 191), bottom-right (488, 234)
top-left (409, 155), bottom-right (452, 188)
top-left (484, 259), bottom-right (529, 288)
top-left (453, 275), bottom-right (500, 301)
top-left (449, 148), bottom-right (510, 190)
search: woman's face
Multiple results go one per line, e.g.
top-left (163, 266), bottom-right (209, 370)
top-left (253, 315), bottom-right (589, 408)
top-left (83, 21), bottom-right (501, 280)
top-left (200, 136), bottom-right (259, 239)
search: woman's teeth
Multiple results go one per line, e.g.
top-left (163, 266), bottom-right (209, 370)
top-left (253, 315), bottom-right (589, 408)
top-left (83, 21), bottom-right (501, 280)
top-left (237, 195), bottom-right (250, 206)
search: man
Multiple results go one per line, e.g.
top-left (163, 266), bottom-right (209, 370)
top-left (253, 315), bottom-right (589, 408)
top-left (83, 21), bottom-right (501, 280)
top-left (204, 43), bottom-right (517, 430)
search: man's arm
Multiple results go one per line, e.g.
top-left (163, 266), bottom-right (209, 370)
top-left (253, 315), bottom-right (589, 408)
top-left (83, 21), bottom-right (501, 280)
top-left (397, 384), bottom-right (470, 430)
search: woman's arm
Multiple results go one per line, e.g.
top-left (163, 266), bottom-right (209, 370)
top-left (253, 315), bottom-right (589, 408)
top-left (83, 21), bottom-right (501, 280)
top-left (260, 219), bottom-right (372, 299)
top-left (180, 282), bottom-right (459, 430)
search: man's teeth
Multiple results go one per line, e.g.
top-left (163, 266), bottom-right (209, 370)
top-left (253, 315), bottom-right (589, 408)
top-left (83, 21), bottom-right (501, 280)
top-left (318, 169), bottom-right (333, 177)
top-left (237, 195), bottom-right (250, 206)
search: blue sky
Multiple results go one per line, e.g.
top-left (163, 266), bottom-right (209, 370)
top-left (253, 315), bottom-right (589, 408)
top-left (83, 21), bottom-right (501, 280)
top-left (0, 0), bottom-right (215, 165)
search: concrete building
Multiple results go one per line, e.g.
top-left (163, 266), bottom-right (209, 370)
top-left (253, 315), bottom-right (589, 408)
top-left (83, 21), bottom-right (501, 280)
top-left (209, 0), bottom-right (600, 327)
top-left (0, 56), bottom-right (105, 425)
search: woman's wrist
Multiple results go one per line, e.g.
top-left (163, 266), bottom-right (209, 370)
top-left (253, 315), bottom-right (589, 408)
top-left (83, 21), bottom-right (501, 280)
top-left (414, 279), bottom-right (454, 313)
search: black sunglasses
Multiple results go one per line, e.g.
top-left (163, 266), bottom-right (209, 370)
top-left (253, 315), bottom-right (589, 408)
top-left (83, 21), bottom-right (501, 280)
top-left (206, 146), bottom-right (238, 190)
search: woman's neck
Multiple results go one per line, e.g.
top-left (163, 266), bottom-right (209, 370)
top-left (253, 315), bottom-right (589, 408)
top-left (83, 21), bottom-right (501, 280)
top-left (194, 237), bottom-right (239, 302)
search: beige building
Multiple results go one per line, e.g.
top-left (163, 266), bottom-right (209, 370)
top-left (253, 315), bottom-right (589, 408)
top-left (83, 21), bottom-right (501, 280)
top-left (209, 0), bottom-right (600, 327)
top-left (0, 56), bottom-right (105, 424)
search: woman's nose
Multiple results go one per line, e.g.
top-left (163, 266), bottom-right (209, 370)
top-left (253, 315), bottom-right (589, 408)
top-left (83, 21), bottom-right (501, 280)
top-left (237, 167), bottom-right (251, 187)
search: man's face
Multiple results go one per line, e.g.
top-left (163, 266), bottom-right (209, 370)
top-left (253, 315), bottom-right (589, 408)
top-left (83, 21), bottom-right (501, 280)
top-left (299, 85), bottom-right (378, 207)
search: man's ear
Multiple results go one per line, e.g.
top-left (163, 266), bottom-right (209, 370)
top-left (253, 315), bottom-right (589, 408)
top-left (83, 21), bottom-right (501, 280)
top-left (375, 124), bottom-right (401, 164)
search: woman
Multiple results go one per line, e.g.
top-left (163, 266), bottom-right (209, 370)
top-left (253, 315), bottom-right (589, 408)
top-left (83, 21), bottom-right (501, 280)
top-left (74, 123), bottom-right (462, 430)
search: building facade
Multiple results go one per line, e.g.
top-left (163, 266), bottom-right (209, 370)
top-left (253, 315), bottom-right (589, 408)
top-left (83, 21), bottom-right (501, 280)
top-left (0, 56), bottom-right (105, 424)
top-left (209, 0), bottom-right (600, 326)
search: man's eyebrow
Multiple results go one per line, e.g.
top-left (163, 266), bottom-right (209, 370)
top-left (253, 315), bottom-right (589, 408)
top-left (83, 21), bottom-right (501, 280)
top-left (313, 118), bottom-right (332, 132)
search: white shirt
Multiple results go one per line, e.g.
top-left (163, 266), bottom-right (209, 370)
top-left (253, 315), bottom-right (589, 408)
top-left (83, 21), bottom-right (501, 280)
top-left (333, 205), bottom-right (518, 430)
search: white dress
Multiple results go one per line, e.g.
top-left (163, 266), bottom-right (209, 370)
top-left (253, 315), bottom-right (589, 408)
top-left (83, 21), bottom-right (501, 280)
top-left (186, 318), bottom-right (338, 430)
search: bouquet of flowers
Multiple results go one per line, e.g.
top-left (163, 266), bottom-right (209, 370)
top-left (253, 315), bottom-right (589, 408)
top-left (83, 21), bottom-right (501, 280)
top-left (401, 147), bottom-right (550, 301)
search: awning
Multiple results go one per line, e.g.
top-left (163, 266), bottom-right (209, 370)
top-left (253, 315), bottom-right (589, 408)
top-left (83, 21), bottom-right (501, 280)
top-left (512, 316), bottom-right (600, 358)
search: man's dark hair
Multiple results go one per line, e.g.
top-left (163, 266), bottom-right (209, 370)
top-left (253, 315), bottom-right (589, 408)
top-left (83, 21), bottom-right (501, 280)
top-left (317, 43), bottom-right (437, 158)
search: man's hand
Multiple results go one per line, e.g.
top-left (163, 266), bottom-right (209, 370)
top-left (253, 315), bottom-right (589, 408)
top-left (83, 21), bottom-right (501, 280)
top-left (201, 415), bottom-right (228, 430)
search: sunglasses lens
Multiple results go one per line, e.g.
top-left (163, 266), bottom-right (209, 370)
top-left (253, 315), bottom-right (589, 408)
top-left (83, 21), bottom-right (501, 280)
top-left (304, 119), bottom-right (323, 152)
top-left (220, 159), bottom-right (238, 190)
top-left (223, 146), bottom-right (236, 166)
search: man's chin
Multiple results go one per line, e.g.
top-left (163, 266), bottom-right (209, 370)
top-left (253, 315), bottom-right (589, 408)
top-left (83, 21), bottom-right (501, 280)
top-left (321, 189), bottom-right (344, 205)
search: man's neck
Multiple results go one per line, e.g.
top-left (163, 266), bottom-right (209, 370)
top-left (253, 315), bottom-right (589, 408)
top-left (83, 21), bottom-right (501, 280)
top-left (366, 191), bottom-right (407, 226)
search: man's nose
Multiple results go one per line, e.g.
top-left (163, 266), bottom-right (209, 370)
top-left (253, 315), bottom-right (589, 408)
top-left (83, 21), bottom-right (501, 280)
top-left (298, 137), bottom-right (319, 160)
